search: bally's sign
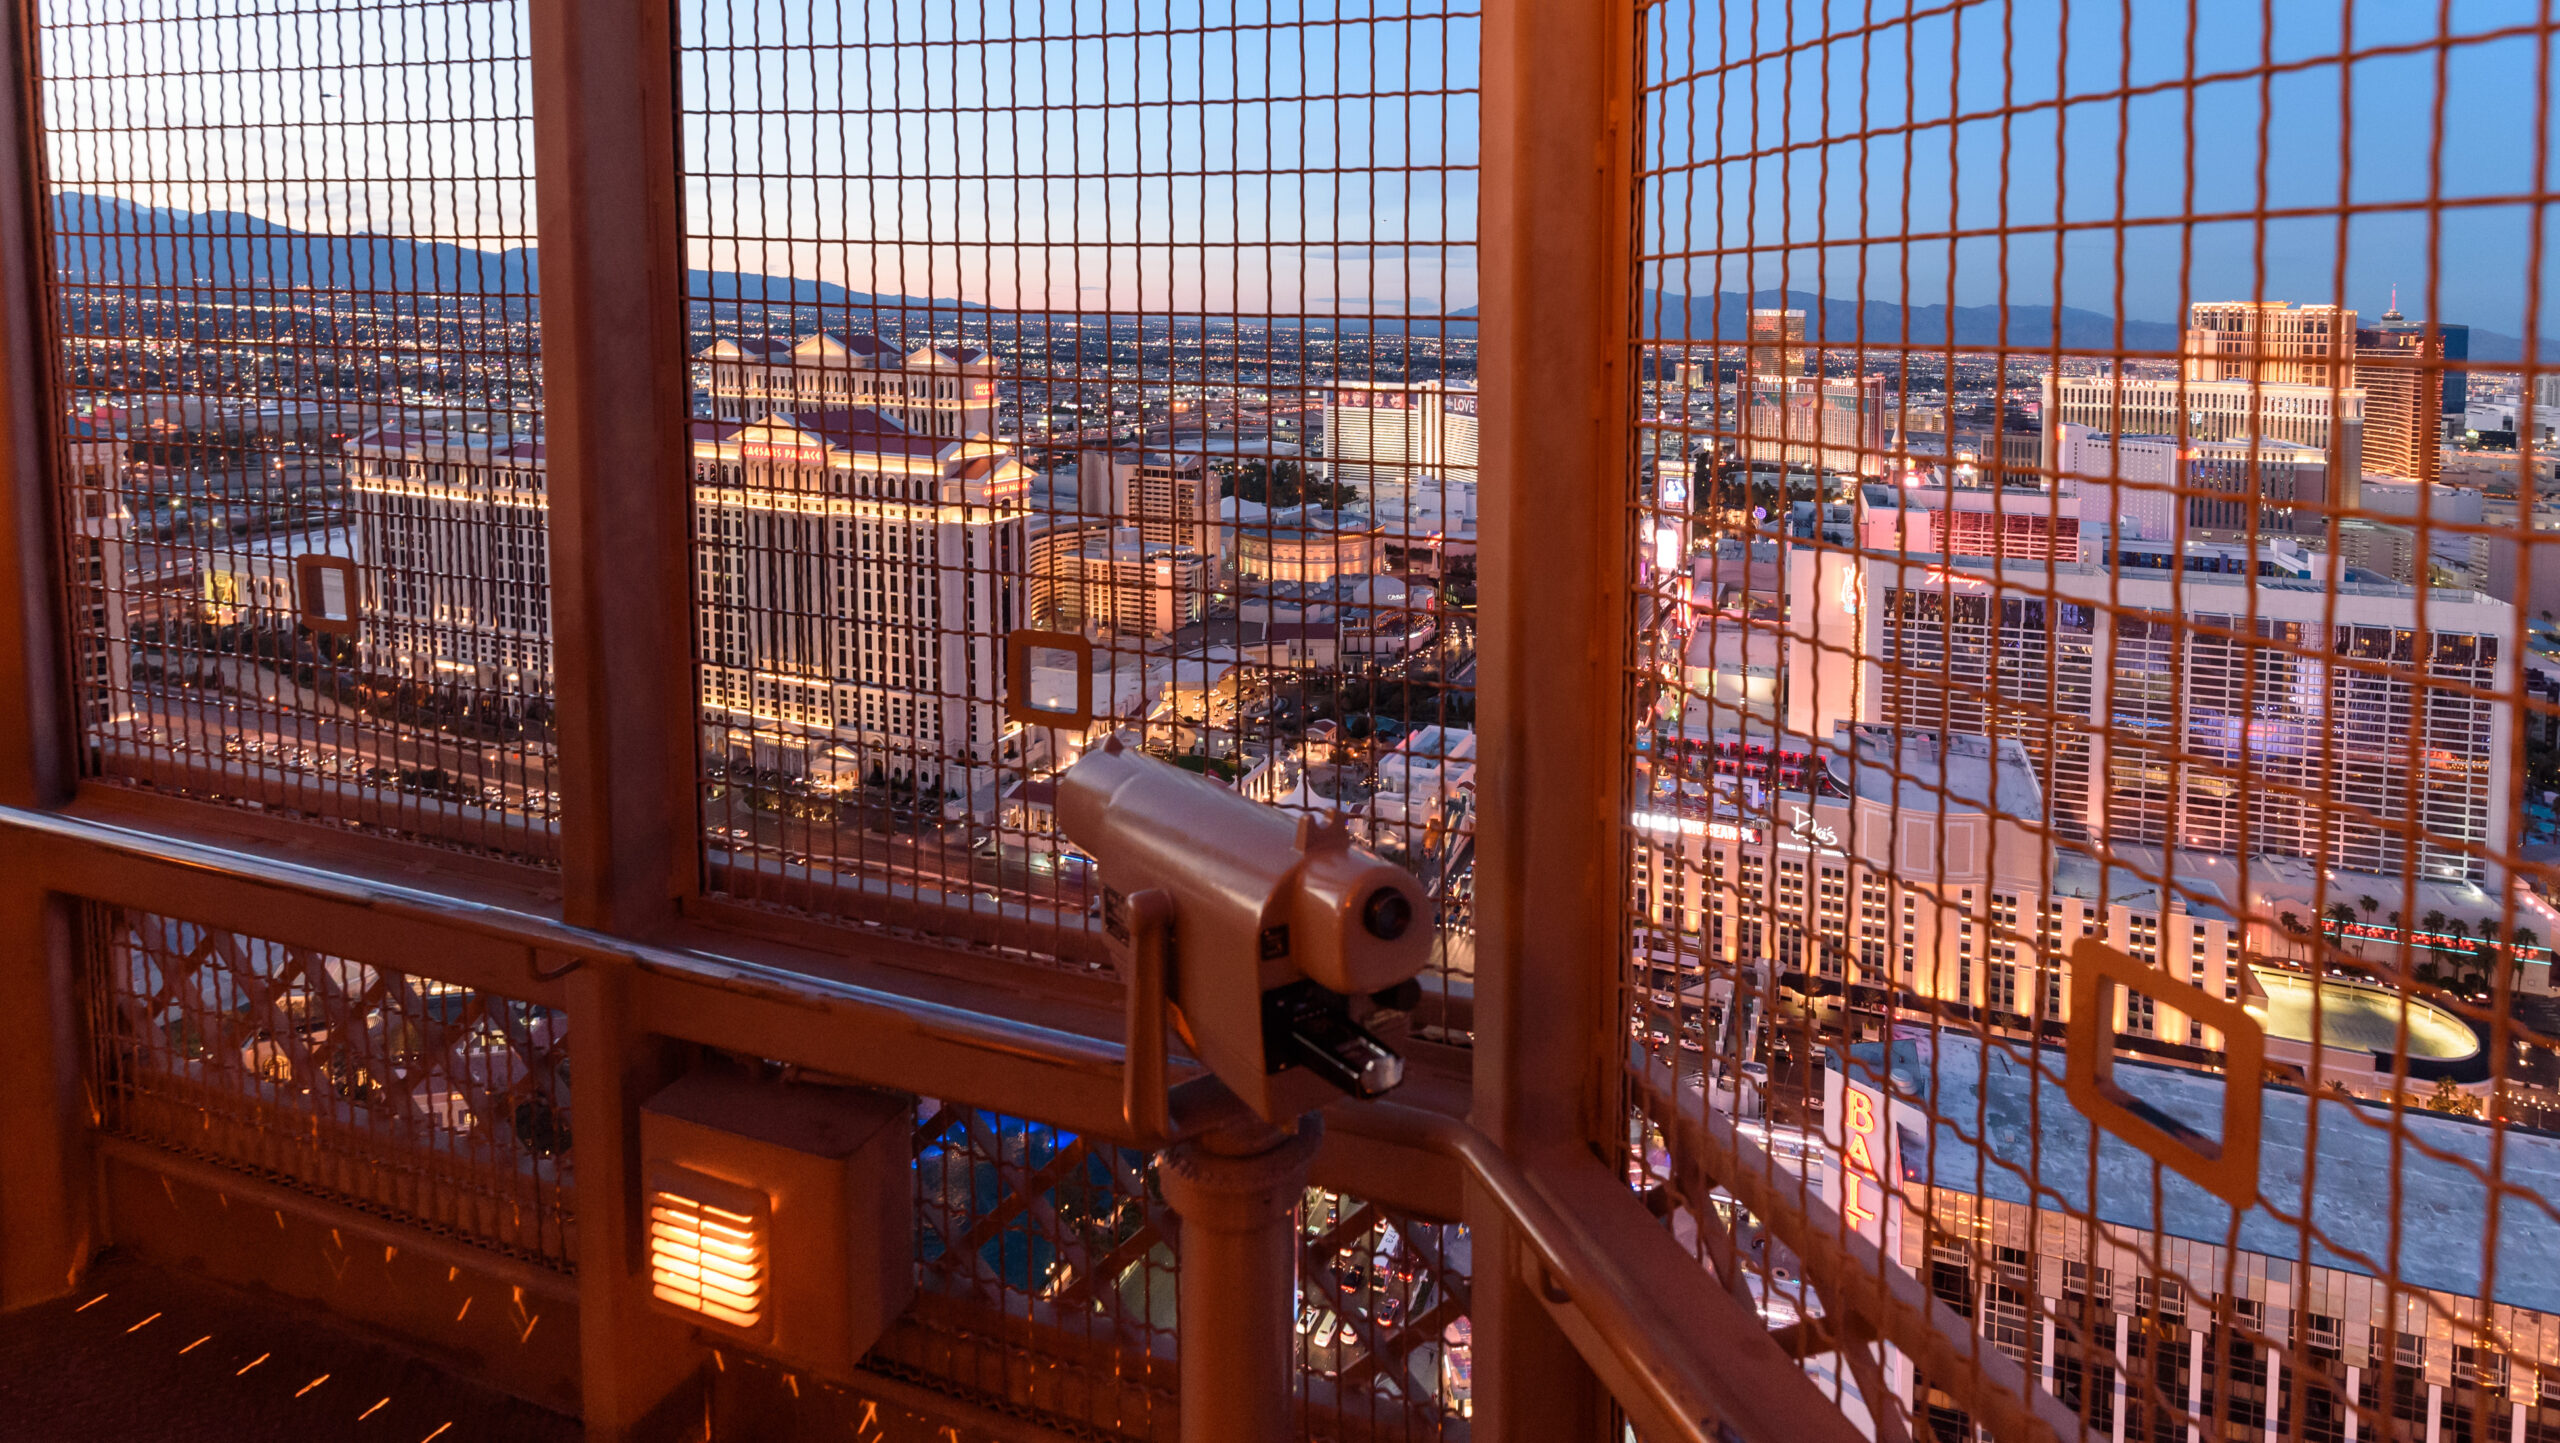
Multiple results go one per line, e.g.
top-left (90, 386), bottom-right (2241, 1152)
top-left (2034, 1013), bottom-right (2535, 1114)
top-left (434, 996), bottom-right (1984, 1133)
top-left (1823, 1063), bottom-right (1900, 1251)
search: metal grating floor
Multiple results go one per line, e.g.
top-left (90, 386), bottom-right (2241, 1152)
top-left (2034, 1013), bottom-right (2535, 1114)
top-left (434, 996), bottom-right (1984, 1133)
top-left (0, 1253), bottom-right (581, 1443)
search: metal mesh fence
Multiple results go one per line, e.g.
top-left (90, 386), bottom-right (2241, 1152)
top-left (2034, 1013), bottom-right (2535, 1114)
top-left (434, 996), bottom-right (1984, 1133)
top-left (674, 0), bottom-right (1482, 1020)
top-left (899, 1104), bottom-right (1468, 1441)
top-left (82, 904), bottom-right (575, 1270)
top-left (1295, 1187), bottom-right (1474, 1436)
top-left (37, 0), bottom-right (555, 861)
top-left (1625, 4), bottom-right (2560, 1443)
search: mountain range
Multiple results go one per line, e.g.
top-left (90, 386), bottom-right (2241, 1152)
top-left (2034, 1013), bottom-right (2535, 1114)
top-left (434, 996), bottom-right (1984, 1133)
top-left (45, 194), bottom-right (2554, 362)
top-left (48, 192), bottom-right (963, 314)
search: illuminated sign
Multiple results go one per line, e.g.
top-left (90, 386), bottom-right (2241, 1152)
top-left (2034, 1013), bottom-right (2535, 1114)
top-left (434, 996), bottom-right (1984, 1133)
top-left (1787, 805), bottom-right (1841, 851)
top-left (742, 441), bottom-right (828, 465)
top-left (1837, 564), bottom-right (1865, 617)
top-left (1916, 564), bottom-right (1991, 592)
top-left (1654, 525), bottom-right (1683, 573)
top-left (1631, 811), bottom-right (1759, 845)
top-left (1839, 1083), bottom-right (1886, 1236)
top-left (1442, 394), bottom-right (1478, 418)
top-left (1823, 1063), bottom-right (1898, 1251)
top-left (972, 382), bottom-right (995, 398)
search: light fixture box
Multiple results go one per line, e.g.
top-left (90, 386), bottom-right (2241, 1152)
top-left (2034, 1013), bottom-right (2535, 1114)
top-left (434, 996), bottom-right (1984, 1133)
top-left (640, 1071), bottom-right (916, 1377)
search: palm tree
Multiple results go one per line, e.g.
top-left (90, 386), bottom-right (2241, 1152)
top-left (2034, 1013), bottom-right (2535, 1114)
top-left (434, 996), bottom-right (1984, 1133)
top-left (2422, 909), bottom-right (2448, 938)
top-left (2278, 911), bottom-right (2305, 937)
top-left (2326, 903), bottom-right (2356, 933)
top-left (2387, 910), bottom-right (2404, 934)
top-left (2358, 895), bottom-right (2380, 921)
top-left (2517, 926), bottom-right (2540, 952)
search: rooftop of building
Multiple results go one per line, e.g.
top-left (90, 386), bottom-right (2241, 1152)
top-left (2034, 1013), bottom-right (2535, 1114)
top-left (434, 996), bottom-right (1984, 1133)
top-left (690, 409), bottom-right (968, 461)
top-left (1869, 544), bottom-right (2506, 611)
top-left (1165, 616), bottom-right (1338, 650)
top-left (346, 426), bottom-right (544, 465)
top-left (1842, 1030), bottom-right (2560, 1314)
top-left (2049, 372), bottom-right (2363, 397)
top-left (1060, 528), bottom-right (1204, 564)
top-left (2041, 848), bottom-right (2237, 923)
top-left (1829, 724), bottom-right (2045, 823)
top-left (1230, 503), bottom-right (1383, 537)
top-left (694, 331), bottom-right (990, 368)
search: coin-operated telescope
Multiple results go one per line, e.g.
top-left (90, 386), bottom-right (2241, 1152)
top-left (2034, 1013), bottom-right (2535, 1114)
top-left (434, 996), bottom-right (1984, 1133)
top-left (1056, 736), bottom-right (1433, 1131)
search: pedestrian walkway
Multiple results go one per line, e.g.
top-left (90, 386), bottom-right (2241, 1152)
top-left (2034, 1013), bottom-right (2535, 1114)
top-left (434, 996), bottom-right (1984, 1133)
top-left (0, 1252), bottom-right (581, 1443)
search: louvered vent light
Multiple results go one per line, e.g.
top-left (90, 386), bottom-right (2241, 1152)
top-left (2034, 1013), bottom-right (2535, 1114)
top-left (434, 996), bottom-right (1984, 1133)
top-left (646, 1165), bottom-right (768, 1332)
top-left (640, 1072), bottom-right (916, 1375)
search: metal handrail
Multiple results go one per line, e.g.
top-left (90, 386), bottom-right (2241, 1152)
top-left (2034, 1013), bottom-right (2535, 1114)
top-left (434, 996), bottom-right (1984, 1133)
top-left (1341, 1102), bottom-right (1870, 1443)
top-left (0, 801), bottom-right (1130, 1083)
top-left (14, 799), bottom-right (1867, 1443)
top-left (1628, 1068), bottom-right (2082, 1443)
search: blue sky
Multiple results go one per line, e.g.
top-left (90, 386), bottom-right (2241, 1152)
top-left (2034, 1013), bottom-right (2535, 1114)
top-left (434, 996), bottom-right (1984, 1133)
top-left (677, 0), bottom-right (1479, 315)
top-left (1641, 0), bottom-right (2560, 337)
top-left (31, 0), bottom-right (2558, 333)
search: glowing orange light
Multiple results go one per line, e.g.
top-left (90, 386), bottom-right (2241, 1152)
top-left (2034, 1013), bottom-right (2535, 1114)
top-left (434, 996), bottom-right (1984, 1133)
top-left (648, 1186), bottom-right (769, 1331)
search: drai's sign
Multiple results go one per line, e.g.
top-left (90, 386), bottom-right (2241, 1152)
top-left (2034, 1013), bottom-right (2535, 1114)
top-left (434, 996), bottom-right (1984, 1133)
top-left (1786, 805), bottom-right (1842, 851)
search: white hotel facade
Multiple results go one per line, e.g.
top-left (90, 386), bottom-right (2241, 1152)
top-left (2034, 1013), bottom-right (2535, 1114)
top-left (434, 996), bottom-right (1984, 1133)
top-left (1321, 380), bottom-right (1480, 491)
top-left (1775, 545), bottom-right (2516, 883)
top-left (343, 425), bottom-right (555, 696)
top-left (690, 409), bottom-right (1031, 783)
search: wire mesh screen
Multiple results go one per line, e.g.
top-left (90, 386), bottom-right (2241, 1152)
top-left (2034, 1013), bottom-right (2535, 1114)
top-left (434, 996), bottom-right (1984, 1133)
top-left (899, 1105), bottom-right (1468, 1441)
top-left (903, 1102), bottom-right (1179, 1438)
top-left (83, 905), bottom-right (574, 1270)
top-left (1295, 1187), bottom-right (1474, 1435)
top-left (674, 0), bottom-right (1481, 1015)
top-left (37, 0), bottom-right (555, 860)
top-left (1624, 5), bottom-right (2560, 1443)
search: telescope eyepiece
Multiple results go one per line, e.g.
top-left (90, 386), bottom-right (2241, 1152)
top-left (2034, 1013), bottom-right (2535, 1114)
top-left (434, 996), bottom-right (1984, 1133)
top-left (1361, 887), bottom-right (1414, 941)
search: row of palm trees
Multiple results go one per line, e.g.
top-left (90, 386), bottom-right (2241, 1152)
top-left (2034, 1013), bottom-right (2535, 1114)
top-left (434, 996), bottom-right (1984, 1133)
top-left (2272, 897), bottom-right (2543, 991)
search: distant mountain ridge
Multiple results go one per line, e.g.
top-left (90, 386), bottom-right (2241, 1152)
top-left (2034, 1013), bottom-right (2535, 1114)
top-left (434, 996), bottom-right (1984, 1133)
top-left (44, 195), bottom-right (2554, 360)
top-left (47, 192), bottom-right (968, 314)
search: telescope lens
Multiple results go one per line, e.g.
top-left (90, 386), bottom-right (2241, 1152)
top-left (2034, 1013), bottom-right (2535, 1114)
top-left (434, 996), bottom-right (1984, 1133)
top-left (1361, 887), bottom-right (1414, 940)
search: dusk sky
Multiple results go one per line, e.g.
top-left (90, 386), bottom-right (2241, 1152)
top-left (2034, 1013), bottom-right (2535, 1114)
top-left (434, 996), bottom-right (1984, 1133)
top-left (32, 0), bottom-right (2557, 334)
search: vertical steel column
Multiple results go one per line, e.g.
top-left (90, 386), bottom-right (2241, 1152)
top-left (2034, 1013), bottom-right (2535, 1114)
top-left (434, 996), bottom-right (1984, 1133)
top-left (566, 963), bottom-right (705, 1441)
top-left (526, 0), bottom-right (705, 1432)
top-left (0, 0), bottom-right (93, 1311)
top-left (0, 891), bottom-right (92, 1308)
top-left (529, 0), bottom-right (699, 938)
top-left (1472, 0), bottom-right (1636, 1434)
top-left (0, 0), bottom-right (68, 814)
top-left (1157, 1116), bottom-right (1325, 1443)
